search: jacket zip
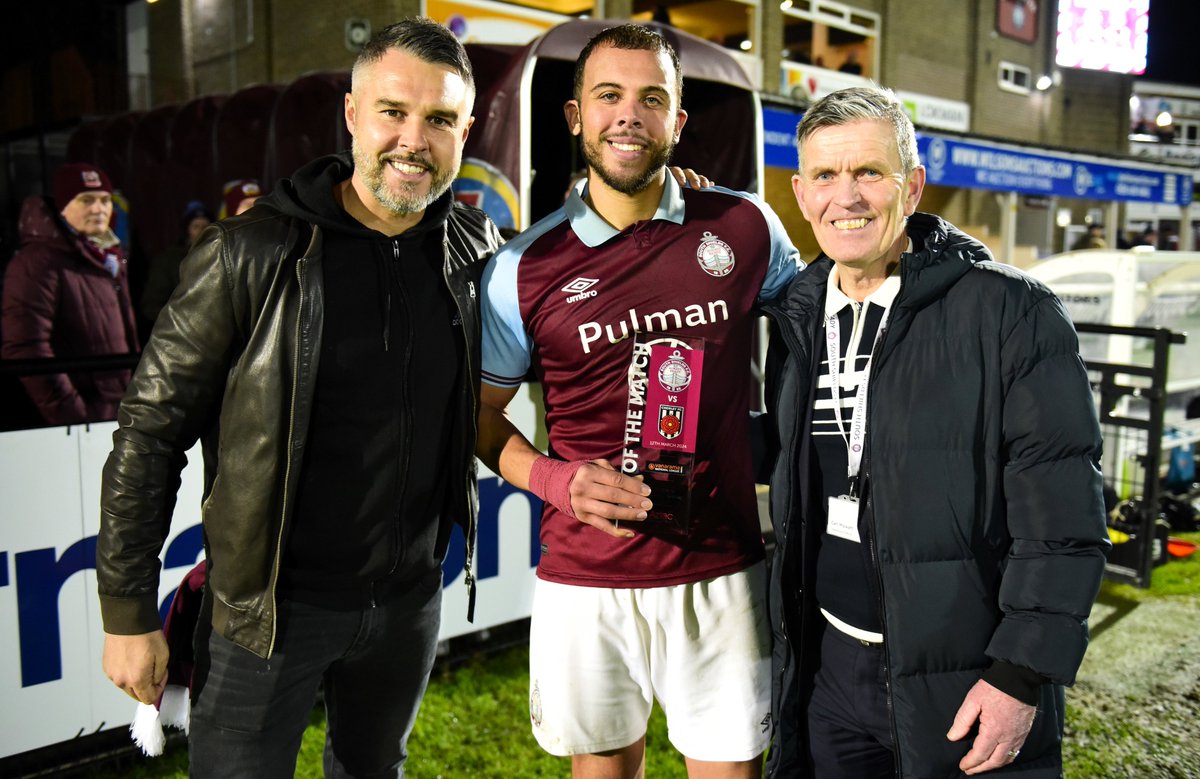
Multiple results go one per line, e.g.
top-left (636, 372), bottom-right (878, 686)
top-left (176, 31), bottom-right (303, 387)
top-left (865, 265), bottom-right (911, 775)
top-left (374, 238), bottom-right (415, 607)
top-left (445, 229), bottom-right (478, 621)
top-left (269, 253), bottom-right (309, 656)
top-left (857, 319), bottom-right (902, 775)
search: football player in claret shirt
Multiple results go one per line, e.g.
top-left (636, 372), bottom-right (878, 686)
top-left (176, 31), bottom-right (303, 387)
top-left (476, 24), bottom-right (802, 779)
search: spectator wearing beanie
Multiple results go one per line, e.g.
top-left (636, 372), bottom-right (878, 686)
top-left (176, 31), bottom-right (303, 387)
top-left (141, 200), bottom-right (214, 325)
top-left (218, 178), bottom-right (262, 219)
top-left (0, 162), bottom-right (139, 426)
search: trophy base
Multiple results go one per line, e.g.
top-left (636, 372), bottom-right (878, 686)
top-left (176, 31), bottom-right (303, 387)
top-left (640, 448), bottom-right (694, 535)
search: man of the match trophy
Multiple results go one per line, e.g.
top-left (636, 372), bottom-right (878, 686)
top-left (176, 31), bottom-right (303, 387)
top-left (620, 332), bottom-right (704, 534)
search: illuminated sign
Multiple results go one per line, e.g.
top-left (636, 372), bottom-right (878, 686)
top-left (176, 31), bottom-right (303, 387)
top-left (1055, 0), bottom-right (1149, 75)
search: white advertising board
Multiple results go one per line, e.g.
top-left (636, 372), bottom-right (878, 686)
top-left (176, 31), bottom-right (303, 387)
top-left (0, 389), bottom-right (541, 759)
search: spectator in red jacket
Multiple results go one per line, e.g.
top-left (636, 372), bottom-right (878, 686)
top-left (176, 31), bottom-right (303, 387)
top-left (1, 162), bottom-right (139, 425)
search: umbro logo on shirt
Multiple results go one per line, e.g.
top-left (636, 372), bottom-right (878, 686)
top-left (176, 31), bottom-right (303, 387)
top-left (562, 277), bottom-right (599, 303)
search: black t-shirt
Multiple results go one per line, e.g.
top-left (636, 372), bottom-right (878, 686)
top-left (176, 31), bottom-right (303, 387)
top-left (282, 213), bottom-right (464, 608)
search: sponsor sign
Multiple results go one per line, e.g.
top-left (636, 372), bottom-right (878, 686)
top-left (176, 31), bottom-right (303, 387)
top-left (919, 133), bottom-right (1194, 205)
top-left (425, 0), bottom-right (566, 45)
top-left (762, 106), bottom-right (802, 170)
top-left (779, 63), bottom-right (867, 105)
top-left (896, 91), bottom-right (971, 133)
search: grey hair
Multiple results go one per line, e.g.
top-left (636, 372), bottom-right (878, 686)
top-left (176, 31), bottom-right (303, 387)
top-left (795, 85), bottom-right (919, 174)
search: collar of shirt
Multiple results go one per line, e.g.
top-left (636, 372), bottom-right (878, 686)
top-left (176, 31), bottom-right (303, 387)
top-left (823, 237), bottom-right (910, 318)
top-left (565, 174), bottom-right (687, 248)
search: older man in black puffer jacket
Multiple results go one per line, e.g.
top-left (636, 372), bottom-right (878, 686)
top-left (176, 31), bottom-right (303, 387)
top-left (763, 86), bottom-right (1109, 779)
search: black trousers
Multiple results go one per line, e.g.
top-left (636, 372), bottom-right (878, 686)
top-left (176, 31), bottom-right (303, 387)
top-left (189, 574), bottom-right (442, 778)
top-left (807, 624), bottom-right (896, 778)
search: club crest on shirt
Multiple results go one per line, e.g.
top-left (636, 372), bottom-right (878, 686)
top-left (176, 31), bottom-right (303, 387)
top-left (696, 231), bottom-right (734, 277)
top-left (657, 350), bottom-right (692, 392)
top-left (658, 404), bottom-right (684, 439)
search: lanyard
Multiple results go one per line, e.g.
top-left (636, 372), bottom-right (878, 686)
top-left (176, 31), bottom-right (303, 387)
top-left (825, 303), bottom-right (889, 485)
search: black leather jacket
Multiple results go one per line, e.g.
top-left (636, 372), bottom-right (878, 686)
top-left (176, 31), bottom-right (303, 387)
top-left (97, 169), bottom-right (501, 657)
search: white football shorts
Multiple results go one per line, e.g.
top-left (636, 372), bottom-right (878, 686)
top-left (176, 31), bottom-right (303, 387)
top-left (527, 561), bottom-right (771, 762)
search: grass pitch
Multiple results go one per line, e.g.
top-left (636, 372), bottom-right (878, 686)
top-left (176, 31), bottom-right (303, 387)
top-left (92, 532), bottom-right (1200, 778)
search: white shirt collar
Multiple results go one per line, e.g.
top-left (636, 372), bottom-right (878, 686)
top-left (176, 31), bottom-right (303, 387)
top-left (823, 238), bottom-right (910, 317)
top-left (566, 175), bottom-right (686, 248)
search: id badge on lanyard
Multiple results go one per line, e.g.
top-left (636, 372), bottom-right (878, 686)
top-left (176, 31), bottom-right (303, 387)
top-left (824, 306), bottom-right (888, 544)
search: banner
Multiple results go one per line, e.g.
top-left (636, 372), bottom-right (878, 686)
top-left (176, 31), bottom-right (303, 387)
top-left (919, 133), bottom-right (1194, 206)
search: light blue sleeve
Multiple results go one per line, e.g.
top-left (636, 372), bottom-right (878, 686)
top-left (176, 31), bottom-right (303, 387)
top-left (480, 245), bottom-right (531, 388)
top-left (712, 186), bottom-right (803, 302)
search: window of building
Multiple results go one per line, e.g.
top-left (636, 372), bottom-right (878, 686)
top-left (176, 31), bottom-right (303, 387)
top-left (998, 61), bottom-right (1032, 94)
top-left (1177, 120), bottom-right (1199, 146)
top-left (780, 0), bottom-right (879, 76)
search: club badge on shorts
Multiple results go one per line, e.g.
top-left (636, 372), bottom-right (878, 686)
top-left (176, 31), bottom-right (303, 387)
top-left (696, 231), bottom-right (734, 277)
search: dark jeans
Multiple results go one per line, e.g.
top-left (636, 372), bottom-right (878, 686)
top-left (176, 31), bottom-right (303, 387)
top-left (807, 624), bottom-right (896, 778)
top-left (189, 574), bottom-right (442, 778)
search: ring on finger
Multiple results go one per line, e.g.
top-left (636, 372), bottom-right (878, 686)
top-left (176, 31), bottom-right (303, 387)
top-left (1006, 749), bottom-right (1020, 759)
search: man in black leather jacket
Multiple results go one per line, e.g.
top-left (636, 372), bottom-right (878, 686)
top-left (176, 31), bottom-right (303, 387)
top-left (96, 18), bottom-right (501, 777)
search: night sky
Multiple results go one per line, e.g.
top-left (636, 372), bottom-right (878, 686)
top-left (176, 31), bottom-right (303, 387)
top-left (1143, 2), bottom-right (1200, 86)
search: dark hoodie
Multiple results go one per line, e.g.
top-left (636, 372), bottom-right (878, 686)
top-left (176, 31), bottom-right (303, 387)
top-left (264, 152), bottom-right (465, 608)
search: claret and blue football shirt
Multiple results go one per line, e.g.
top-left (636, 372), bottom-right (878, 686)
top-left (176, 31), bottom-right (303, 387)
top-left (482, 177), bottom-right (801, 587)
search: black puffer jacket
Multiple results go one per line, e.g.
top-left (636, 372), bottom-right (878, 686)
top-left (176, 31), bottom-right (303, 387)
top-left (98, 153), bottom-right (502, 657)
top-left (762, 213), bottom-right (1109, 778)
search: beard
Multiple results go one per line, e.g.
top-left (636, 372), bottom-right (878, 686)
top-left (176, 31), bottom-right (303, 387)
top-left (580, 133), bottom-right (675, 196)
top-left (352, 137), bottom-right (456, 215)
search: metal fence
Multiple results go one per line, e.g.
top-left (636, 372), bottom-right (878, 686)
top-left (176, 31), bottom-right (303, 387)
top-left (1081, 323), bottom-right (1188, 587)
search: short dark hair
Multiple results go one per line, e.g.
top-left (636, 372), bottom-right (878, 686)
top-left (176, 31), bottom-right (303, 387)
top-left (352, 17), bottom-right (474, 95)
top-left (573, 24), bottom-right (682, 104)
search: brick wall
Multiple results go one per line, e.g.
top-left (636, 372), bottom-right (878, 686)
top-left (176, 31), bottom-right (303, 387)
top-left (147, 0), bottom-right (426, 104)
top-left (270, 0), bottom-right (415, 82)
top-left (1056, 68), bottom-right (1133, 154)
top-left (879, 0), bottom-right (972, 103)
